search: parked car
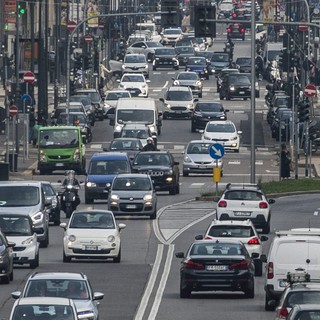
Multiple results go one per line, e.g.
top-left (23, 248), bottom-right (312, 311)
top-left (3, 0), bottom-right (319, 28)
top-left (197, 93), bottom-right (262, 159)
top-left (108, 173), bottom-right (157, 219)
top-left (60, 210), bottom-right (125, 263)
top-left (131, 151), bottom-right (180, 195)
top-left (175, 239), bottom-right (257, 298)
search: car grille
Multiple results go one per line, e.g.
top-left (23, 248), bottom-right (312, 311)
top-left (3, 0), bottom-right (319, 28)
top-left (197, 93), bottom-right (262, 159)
top-left (194, 161), bottom-right (211, 164)
top-left (211, 138), bottom-right (229, 142)
top-left (119, 203), bottom-right (144, 211)
top-left (13, 246), bottom-right (26, 252)
top-left (96, 183), bottom-right (108, 187)
top-left (171, 106), bottom-right (187, 111)
top-left (141, 170), bottom-right (164, 176)
top-left (72, 249), bottom-right (111, 254)
top-left (48, 155), bottom-right (70, 160)
top-left (126, 88), bottom-right (142, 96)
top-left (121, 197), bottom-right (144, 200)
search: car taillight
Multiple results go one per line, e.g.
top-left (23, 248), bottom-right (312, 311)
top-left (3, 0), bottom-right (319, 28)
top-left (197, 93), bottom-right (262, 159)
top-left (183, 260), bottom-right (205, 270)
top-left (248, 237), bottom-right (260, 245)
top-left (259, 201), bottom-right (268, 208)
top-left (278, 307), bottom-right (289, 319)
top-left (204, 236), bottom-right (213, 240)
top-left (227, 28), bottom-right (231, 33)
top-left (267, 262), bottom-right (274, 279)
top-left (241, 28), bottom-right (245, 33)
top-left (229, 259), bottom-right (250, 270)
top-left (218, 200), bottom-right (227, 207)
top-left (233, 13), bottom-right (237, 18)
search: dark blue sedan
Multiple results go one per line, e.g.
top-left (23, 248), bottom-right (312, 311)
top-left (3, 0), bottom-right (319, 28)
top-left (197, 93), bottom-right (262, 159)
top-left (185, 57), bottom-right (210, 80)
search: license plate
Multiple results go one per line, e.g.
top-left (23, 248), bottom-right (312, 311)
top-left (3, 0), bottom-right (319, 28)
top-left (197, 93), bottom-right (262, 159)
top-left (279, 280), bottom-right (288, 287)
top-left (234, 211), bottom-right (252, 216)
top-left (239, 91), bottom-right (245, 94)
top-left (207, 265), bottom-right (228, 271)
top-left (199, 165), bottom-right (207, 169)
top-left (56, 163), bottom-right (64, 167)
top-left (83, 245), bottom-right (99, 251)
top-left (176, 111), bottom-right (182, 113)
top-left (126, 204), bottom-right (137, 209)
top-left (130, 90), bottom-right (136, 93)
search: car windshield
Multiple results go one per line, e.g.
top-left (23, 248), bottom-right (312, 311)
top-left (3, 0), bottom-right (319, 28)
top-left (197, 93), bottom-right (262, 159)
top-left (0, 186), bottom-right (40, 207)
top-left (164, 29), bottom-right (181, 35)
top-left (176, 47), bottom-right (194, 54)
top-left (121, 128), bottom-right (148, 139)
top-left (88, 160), bottom-right (129, 175)
top-left (206, 123), bottom-right (235, 133)
top-left (69, 212), bottom-right (115, 229)
top-left (70, 96), bottom-right (91, 105)
top-left (236, 58), bottom-right (251, 65)
top-left (12, 305), bottom-right (75, 320)
top-left (39, 129), bottom-right (79, 148)
top-left (117, 109), bottom-right (154, 123)
top-left (125, 55), bottom-right (146, 63)
top-left (187, 143), bottom-right (211, 154)
top-left (287, 292), bottom-right (320, 308)
top-left (296, 311), bottom-right (320, 320)
top-left (112, 177), bottom-right (152, 191)
top-left (121, 75), bottom-right (145, 82)
top-left (166, 90), bottom-right (192, 101)
top-left (195, 103), bottom-right (223, 112)
top-left (220, 3), bottom-right (233, 9)
top-left (145, 42), bottom-right (162, 47)
top-left (229, 75), bottom-right (251, 85)
top-left (197, 51), bottom-right (213, 59)
top-left (78, 91), bottom-right (100, 102)
top-left (0, 216), bottom-right (32, 236)
top-left (134, 153), bottom-right (171, 166)
top-left (155, 48), bottom-right (176, 55)
top-left (211, 53), bottom-right (229, 62)
top-left (110, 139), bottom-right (141, 150)
top-left (177, 73), bottom-right (198, 80)
top-left (57, 114), bottom-right (86, 125)
top-left (105, 92), bottom-right (130, 100)
top-left (187, 57), bottom-right (206, 65)
top-left (208, 225), bottom-right (255, 237)
top-left (25, 279), bottom-right (90, 300)
top-left (276, 98), bottom-right (289, 107)
top-left (190, 243), bottom-right (245, 256)
top-left (268, 50), bottom-right (281, 61)
top-left (224, 190), bottom-right (263, 200)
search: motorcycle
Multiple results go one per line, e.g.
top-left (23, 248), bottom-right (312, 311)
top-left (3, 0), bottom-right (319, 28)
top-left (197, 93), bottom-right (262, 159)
top-left (60, 184), bottom-right (80, 218)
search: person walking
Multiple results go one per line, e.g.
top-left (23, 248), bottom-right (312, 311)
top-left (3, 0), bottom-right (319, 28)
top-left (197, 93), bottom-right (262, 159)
top-left (280, 143), bottom-right (291, 180)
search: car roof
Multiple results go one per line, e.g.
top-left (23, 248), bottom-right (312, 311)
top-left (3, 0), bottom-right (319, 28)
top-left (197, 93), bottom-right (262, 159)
top-left (122, 123), bottom-right (148, 129)
top-left (193, 239), bottom-right (244, 245)
top-left (208, 219), bottom-right (255, 227)
top-left (91, 152), bottom-right (129, 160)
top-left (73, 209), bottom-right (114, 216)
top-left (224, 183), bottom-right (262, 191)
top-left (75, 89), bottom-right (99, 93)
top-left (136, 151), bottom-right (170, 155)
top-left (16, 297), bottom-right (73, 306)
top-left (28, 272), bottom-right (87, 281)
top-left (207, 120), bottom-right (234, 125)
top-left (122, 73), bottom-right (145, 77)
top-left (187, 140), bottom-right (212, 144)
top-left (114, 173), bottom-right (150, 179)
top-left (0, 181), bottom-right (43, 187)
top-left (291, 304), bottom-right (320, 312)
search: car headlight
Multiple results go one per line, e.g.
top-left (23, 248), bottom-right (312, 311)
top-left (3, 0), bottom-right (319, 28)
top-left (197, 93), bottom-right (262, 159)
top-left (22, 237), bottom-right (34, 245)
top-left (249, 86), bottom-right (252, 90)
top-left (166, 104), bottom-right (171, 109)
top-left (121, 65), bottom-right (126, 69)
top-left (167, 169), bottom-right (173, 175)
top-left (145, 65), bottom-right (148, 69)
top-left (155, 57), bottom-right (160, 61)
top-left (173, 80), bottom-right (180, 85)
top-left (229, 86), bottom-right (235, 91)
top-left (32, 212), bottom-right (43, 222)
top-left (86, 182), bottom-right (97, 187)
top-left (119, 84), bottom-right (126, 89)
top-left (108, 235), bottom-right (115, 242)
top-left (196, 81), bottom-right (201, 86)
top-left (184, 155), bottom-right (192, 163)
top-left (111, 194), bottom-right (119, 201)
top-left (149, 125), bottom-right (156, 133)
top-left (186, 104), bottom-right (193, 109)
top-left (231, 136), bottom-right (238, 141)
top-left (172, 58), bottom-right (177, 61)
top-left (106, 183), bottom-right (111, 188)
top-left (115, 125), bottom-right (122, 132)
top-left (186, 68), bottom-right (191, 71)
top-left (142, 84), bottom-right (147, 88)
top-left (144, 194), bottom-right (153, 203)
top-left (68, 235), bottom-right (76, 242)
top-left (166, 176), bottom-right (173, 182)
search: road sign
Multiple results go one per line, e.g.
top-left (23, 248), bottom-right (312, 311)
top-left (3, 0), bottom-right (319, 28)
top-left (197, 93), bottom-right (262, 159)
top-left (208, 143), bottom-right (225, 160)
top-left (21, 94), bottom-right (33, 106)
top-left (23, 71), bottom-right (35, 84)
top-left (67, 20), bottom-right (76, 32)
top-left (9, 105), bottom-right (18, 116)
top-left (84, 34), bottom-right (93, 43)
top-left (304, 83), bottom-right (317, 98)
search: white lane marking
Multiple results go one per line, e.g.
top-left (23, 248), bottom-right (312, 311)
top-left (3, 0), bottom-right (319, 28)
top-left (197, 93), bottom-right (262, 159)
top-left (152, 89), bottom-right (162, 92)
top-left (161, 229), bottom-right (179, 240)
top-left (90, 144), bottom-right (102, 149)
top-left (228, 160), bottom-right (241, 165)
top-left (190, 183), bottom-right (205, 187)
top-left (134, 244), bottom-right (164, 320)
top-left (162, 81), bottom-right (169, 89)
top-left (148, 244), bottom-right (174, 320)
top-left (314, 210), bottom-right (319, 216)
top-left (256, 160), bottom-right (263, 165)
top-left (173, 145), bottom-right (184, 150)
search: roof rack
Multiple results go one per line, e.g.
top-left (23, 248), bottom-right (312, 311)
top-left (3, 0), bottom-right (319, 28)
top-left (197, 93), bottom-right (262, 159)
top-left (225, 183), bottom-right (261, 190)
top-left (275, 229), bottom-right (320, 237)
top-left (287, 271), bottom-right (310, 286)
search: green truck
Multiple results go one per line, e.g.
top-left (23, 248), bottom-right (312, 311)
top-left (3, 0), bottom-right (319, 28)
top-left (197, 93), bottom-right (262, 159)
top-left (37, 126), bottom-right (86, 175)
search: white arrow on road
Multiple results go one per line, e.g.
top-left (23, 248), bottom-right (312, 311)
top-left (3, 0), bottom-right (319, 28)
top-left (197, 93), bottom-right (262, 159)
top-left (211, 145), bottom-right (222, 157)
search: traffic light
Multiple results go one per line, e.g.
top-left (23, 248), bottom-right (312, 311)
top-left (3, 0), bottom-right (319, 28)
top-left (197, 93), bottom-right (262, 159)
top-left (298, 101), bottom-right (311, 122)
top-left (18, 1), bottom-right (26, 17)
top-left (194, 5), bottom-right (216, 38)
top-left (161, 0), bottom-right (179, 28)
top-left (74, 55), bottom-right (82, 70)
top-left (84, 56), bottom-right (93, 70)
top-left (278, 50), bottom-right (288, 70)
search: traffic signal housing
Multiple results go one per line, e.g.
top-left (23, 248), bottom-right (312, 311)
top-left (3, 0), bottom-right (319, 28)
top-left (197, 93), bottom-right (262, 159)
top-left (298, 101), bottom-right (311, 122)
top-left (18, 1), bottom-right (26, 17)
top-left (194, 5), bottom-right (216, 38)
top-left (161, 0), bottom-right (179, 28)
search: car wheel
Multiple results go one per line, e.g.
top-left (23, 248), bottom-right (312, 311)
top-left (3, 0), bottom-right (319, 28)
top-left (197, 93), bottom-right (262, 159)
top-left (262, 221), bottom-right (271, 234)
top-left (219, 92), bottom-right (224, 100)
top-left (150, 209), bottom-right (157, 220)
top-left (30, 253), bottom-right (39, 269)
top-left (157, 127), bottom-right (161, 135)
top-left (169, 187), bottom-right (177, 195)
top-left (191, 122), bottom-right (196, 133)
top-left (175, 66), bottom-right (179, 70)
top-left (234, 148), bottom-right (240, 153)
top-left (206, 74), bottom-right (209, 80)
top-left (176, 183), bottom-right (180, 194)
top-left (10, 270), bottom-right (13, 281)
top-left (244, 285), bottom-right (255, 298)
top-left (113, 248), bottom-right (121, 263)
top-left (63, 251), bottom-right (72, 263)
top-left (40, 232), bottom-right (49, 248)
top-left (244, 98), bottom-right (248, 101)
top-left (180, 286), bottom-right (191, 298)
top-left (198, 92), bottom-right (202, 98)
top-left (254, 259), bottom-right (263, 276)
top-left (85, 195), bottom-right (94, 204)
top-left (183, 171), bottom-right (189, 177)
top-left (2, 274), bottom-right (10, 284)
top-left (265, 295), bottom-right (275, 311)
top-left (153, 66), bottom-right (156, 71)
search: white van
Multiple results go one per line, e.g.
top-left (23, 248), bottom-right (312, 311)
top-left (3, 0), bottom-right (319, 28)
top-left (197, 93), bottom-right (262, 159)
top-left (111, 97), bottom-right (162, 137)
top-left (263, 42), bottom-right (283, 71)
top-left (136, 22), bottom-right (161, 42)
top-left (262, 229), bottom-right (320, 311)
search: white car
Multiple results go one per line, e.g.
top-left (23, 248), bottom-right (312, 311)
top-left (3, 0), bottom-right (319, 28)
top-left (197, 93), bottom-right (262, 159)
top-left (200, 120), bottom-right (241, 153)
top-left (0, 214), bottom-right (39, 269)
top-left (117, 73), bottom-right (150, 97)
top-left (60, 209), bottom-right (126, 263)
top-left (213, 183), bottom-right (276, 234)
top-left (126, 41), bottom-right (163, 61)
top-left (121, 54), bottom-right (149, 78)
top-left (103, 90), bottom-right (131, 119)
top-left (198, 219), bottom-right (268, 276)
top-left (161, 28), bottom-right (184, 46)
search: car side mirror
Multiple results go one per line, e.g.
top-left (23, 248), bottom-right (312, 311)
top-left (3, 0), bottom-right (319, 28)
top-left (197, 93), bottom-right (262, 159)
top-left (174, 161), bottom-right (179, 165)
top-left (60, 222), bottom-right (67, 230)
top-left (194, 98), bottom-right (199, 102)
top-left (93, 292), bottom-right (105, 301)
top-left (118, 223), bottom-right (126, 231)
top-left (225, 109), bottom-right (230, 112)
top-left (146, 79), bottom-right (151, 83)
top-left (260, 235), bottom-right (268, 242)
top-left (268, 198), bottom-right (275, 204)
top-left (198, 130), bottom-right (204, 134)
top-left (260, 254), bottom-right (267, 263)
top-left (195, 235), bottom-right (203, 240)
top-left (159, 98), bottom-right (164, 103)
top-left (251, 252), bottom-right (259, 259)
top-left (11, 291), bottom-right (22, 299)
top-left (45, 197), bottom-right (52, 207)
top-left (175, 252), bottom-right (185, 258)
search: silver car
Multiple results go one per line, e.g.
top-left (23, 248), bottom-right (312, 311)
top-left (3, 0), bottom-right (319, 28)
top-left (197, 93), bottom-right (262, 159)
top-left (11, 272), bottom-right (104, 320)
top-left (182, 140), bottom-right (223, 177)
top-left (108, 174), bottom-right (157, 219)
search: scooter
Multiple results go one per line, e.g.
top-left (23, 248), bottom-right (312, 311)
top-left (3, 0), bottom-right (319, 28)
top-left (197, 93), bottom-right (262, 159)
top-left (60, 184), bottom-right (80, 218)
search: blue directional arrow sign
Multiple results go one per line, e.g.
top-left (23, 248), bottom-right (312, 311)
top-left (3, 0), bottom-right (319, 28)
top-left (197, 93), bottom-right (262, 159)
top-left (21, 94), bottom-right (33, 106)
top-left (208, 143), bottom-right (225, 160)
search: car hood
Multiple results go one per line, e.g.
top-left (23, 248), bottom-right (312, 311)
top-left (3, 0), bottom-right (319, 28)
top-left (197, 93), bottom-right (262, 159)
top-left (73, 300), bottom-right (96, 314)
top-left (120, 82), bottom-right (146, 88)
top-left (123, 63), bottom-right (146, 68)
top-left (67, 229), bottom-right (118, 239)
top-left (187, 154), bottom-right (214, 162)
top-left (155, 55), bottom-right (176, 59)
top-left (176, 80), bottom-right (199, 86)
top-left (165, 99), bottom-right (193, 107)
top-left (0, 206), bottom-right (41, 214)
top-left (86, 175), bottom-right (116, 184)
top-left (211, 61), bottom-right (229, 68)
top-left (110, 190), bottom-right (152, 197)
top-left (198, 111), bottom-right (226, 118)
top-left (205, 132), bottom-right (237, 139)
top-left (187, 65), bottom-right (206, 70)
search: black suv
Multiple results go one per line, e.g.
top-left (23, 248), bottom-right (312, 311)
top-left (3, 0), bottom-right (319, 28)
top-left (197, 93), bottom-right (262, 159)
top-left (191, 101), bottom-right (229, 132)
top-left (131, 151), bottom-right (180, 195)
top-left (227, 23), bottom-right (246, 40)
top-left (219, 73), bottom-right (251, 100)
top-left (152, 47), bottom-right (179, 71)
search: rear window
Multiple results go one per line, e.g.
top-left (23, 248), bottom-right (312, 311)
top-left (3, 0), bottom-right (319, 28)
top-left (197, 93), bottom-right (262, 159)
top-left (224, 190), bottom-right (263, 201)
top-left (208, 225), bottom-right (255, 238)
top-left (286, 291), bottom-right (320, 307)
top-left (0, 186), bottom-right (40, 207)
